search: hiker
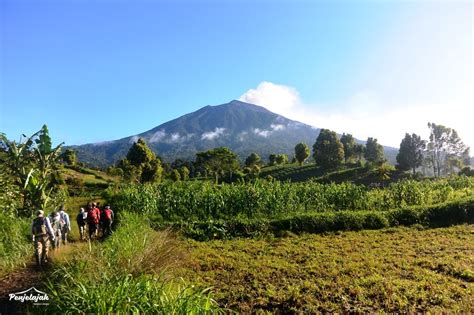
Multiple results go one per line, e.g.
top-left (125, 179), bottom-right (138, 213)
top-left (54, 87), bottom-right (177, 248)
top-left (87, 203), bottom-right (101, 240)
top-left (76, 208), bottom-right (88, 240)
top-left (31, 210), bottom-right (55, 266)
top-left (48, 211), bottom-right (62, 250)
top-left (102, 205), bottom-right (114, 237)
top-left (58, 206), bottom-right (71, 245)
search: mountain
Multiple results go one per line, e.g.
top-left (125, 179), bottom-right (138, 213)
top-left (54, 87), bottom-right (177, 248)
top-left (69, 100), bottom-right (398, 167)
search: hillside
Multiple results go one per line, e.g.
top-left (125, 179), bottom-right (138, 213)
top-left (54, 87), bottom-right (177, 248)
top-left (68, 100), bottom-right (398, 167)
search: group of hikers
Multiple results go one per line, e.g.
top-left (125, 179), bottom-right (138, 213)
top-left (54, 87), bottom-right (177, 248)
top-left (31, 202), bottom-right (115, 266)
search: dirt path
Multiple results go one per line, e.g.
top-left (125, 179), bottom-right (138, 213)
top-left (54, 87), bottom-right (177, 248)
top-left (0, 241), bottom-right (83, 314)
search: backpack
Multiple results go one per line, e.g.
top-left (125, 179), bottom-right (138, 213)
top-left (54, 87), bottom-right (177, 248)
top-left (32, 217), bottom-right (47, 236)
top-left (88, 208), bottom-right (100, 224)
top-left (77, 212), bottom-right (86, 225)
top-left (104, 209), bottom-right (113, 221)
top-left (59, 212), bottom-right (67, 229)
top-left (50, 215), bottom-right (61, 234)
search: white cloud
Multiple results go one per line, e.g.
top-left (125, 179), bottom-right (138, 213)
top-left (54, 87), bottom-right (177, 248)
top-left (239, 81), bottom-right (300, 114)
top-left (239, 81), bottom-right (473, 149)
top-left (169, 133), bottom-right (181, 142)
top-left (149, 130), bottom-right (166, 143)
top-left (201, 127), bottom-right (225, 141)
top-left (270, 124), bottom-right (285, 131)
top-left (253, 128), bottom-right (271, 138)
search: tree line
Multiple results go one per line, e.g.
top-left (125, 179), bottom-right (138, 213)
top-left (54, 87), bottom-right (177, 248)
top-left (103, 121), bottom-right (470, 183)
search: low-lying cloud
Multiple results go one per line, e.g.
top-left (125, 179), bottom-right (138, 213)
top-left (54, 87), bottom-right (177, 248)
top-left (201, 127), bottom-right (226, 141)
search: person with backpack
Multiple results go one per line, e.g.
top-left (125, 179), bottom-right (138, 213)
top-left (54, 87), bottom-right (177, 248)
top-left (58, 206), bottom-right (71, 245)
top-left (76, 208), bottom-right (87, 241)
top-left (31, 210), bottom-right (55, 267)
top-left (102, 205), bottom-right (114, 237)
top-left (48, 211), bottom-right (62, 250)
top-left (87, 203), bottom-right (101, 240)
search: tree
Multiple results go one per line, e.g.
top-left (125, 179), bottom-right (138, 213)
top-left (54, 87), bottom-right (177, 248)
top-left (179, 166), bottom-right (190, 180)
top-left (126, 138), bottom-right (155, 167)
top-left (354, 144), bottom-right (364, 163)
top-left (364, 137), bottom-right (385, 166)
top-left (245, 153), bottom-right (262, 167)
top-left (312, 129), bottom-right (344, 169)
top-left (62, 149), bottom-right (77, 166)
top-left (170, 169), bottom-right (181, 181)
top-left (276, 154), bottom-right (288, 165)
top-left (426, 122), bottom-right (469, 177)
top-left (141, 159), bottom-right (163, 183)
top-left (268, 154), bottom-right (277, 166)
top-left (396, 133), bottom-right (426, 174)
top-left (294, 142), bottom-right (310, 165)
top-left (0, 126), bottom-right (64, 215)
top-left (340, 133), bottom-right (356, 163)
top-left (119, 138), bottom-right (163, 183)
top-left (195, 147), bottom-right (240, 183)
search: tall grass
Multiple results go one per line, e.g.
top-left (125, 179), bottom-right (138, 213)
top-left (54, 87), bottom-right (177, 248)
top-left (106, 176), bottom-right (473, 222)
top-left (42, 212), bottom-right (221, 314)
top-left (0, 212), bottom-right (33, 275)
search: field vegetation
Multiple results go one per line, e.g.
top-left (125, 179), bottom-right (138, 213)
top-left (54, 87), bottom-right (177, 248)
top-left (106, 177), bottom-right (473, 240)
top-left (181, 225), bottom-right (474, 313)
top-left (41, 212), bottom-right (221, 314)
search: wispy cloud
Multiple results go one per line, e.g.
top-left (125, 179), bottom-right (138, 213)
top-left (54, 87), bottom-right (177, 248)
top-left (149, 130), bottom-right (166, 143)
top-left (201, 127), bottom-right (226, 140)
top-left (253, 128), bottom-right (271, 138)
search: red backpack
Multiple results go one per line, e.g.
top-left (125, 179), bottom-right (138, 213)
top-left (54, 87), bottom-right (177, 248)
top-left (88, 208), bottom-right (100, 224)
top-left (104, 209), bottom-right (113, 221)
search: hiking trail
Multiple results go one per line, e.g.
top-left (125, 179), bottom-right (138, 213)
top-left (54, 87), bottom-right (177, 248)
top-left (0, 241), bottom-right (85, 314)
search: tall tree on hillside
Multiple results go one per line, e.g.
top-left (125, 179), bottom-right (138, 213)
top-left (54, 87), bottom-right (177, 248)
top-left (268, 154), bottom-right (277, 166)
top-left (195, 147), bottom-right (240, 183)
top-left (245, 152), bottom-right (262, 167)
top-left (396, 133), bottom-right (426, 174)
top-left (354, 144), bottom-right (364, 163)
top-left (126, 138), bottom-right (155, 166)
top-left (294, 142), bottom-right (310, 165)
top-left (312, 129), bottom-right (344, 169)
top-left (340, 133), bottom-right (357, 163)
top-left (426, 122), bottom-right (468, 177)
top-left (276, 154), bottom-right (288, 165)
top-left (364, 137), bottom-right (385, 166)
top-left (62, 149), bottom-right (77, 166)
top-left (119, 138), bottom-right (163, 183)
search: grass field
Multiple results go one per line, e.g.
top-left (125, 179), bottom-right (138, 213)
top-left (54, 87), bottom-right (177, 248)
top-left (181, 224), bottom-right (474, 313)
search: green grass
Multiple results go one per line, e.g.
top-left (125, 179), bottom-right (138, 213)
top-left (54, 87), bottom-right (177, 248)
top-left (40, 212), bottom-right (221, 314)
top-left (0, 213), bottom-right (32, 276)
top-left (181, 224), bottom-right (474, 313)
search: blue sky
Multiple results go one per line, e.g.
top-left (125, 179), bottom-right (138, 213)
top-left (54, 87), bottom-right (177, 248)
top-left (1, 0), bottom-right (472, 149)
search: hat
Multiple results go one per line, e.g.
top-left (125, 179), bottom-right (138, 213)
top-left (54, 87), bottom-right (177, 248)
top-left (105, 205), bottom-right (111, 209)
top-left (36, 210), bottom-right (44, 217)
top-left (80, 207), bottom-right (85, 213)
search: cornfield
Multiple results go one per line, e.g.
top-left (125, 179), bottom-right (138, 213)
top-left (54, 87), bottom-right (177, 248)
top-left (106, 176), bottom-right (473, 222)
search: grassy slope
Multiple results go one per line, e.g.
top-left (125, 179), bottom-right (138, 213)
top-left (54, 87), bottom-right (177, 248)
top-left (181, 225), bottom-right (474, 313)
